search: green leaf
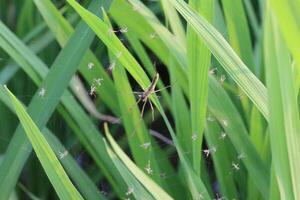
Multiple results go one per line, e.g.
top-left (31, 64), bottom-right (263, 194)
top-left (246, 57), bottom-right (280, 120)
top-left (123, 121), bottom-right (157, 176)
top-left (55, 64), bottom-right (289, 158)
top-left (124, 32), bottom-right (172, 110)
top-left (205, 121), bottom-right (238, 199)
top-left (32, 0), bottom-right (119, 114)
top-left (111, 59), bottom-right (179, 196)
top-left (221, 0), bottom-right (254, 68)
top-left (222, 0), bottom-right (255, 117)
top-left (168, 0), bottom-right (268, 120)
top-left (268, 0), bottom-right (300, 69)
top-left (104, 123), bottom-right (173, 200)
top-left (110, 1), bottom-right (270, 198)
top-left (0, 1), bottom-right (125, 198)
top-left (67, 1), bottom-right (211, 198)
top-left (110, 2), bottom-right (269, 196)
top-left (159, 0), bottom-right (186, 45)
top-left (264, 8), bottom-right (300, 199)
top-left (187, 0), bottom-right (214, 174)
top-left (208, 76), bottom-right (269, 198)
top-left (0, 87), bottom-right (105, 200)
top-left (66, 0), bottom-right (152, 90)
top-left (101, 12), bottom-right (179, 191)
top-left (3, 85), bottom-right (83, 200)
top-left (170, 60), bottom-right (192, 158)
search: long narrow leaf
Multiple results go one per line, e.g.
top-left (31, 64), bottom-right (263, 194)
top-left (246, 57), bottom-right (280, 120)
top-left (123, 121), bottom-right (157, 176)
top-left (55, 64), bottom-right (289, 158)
top-left (168, 0), bottom-right (268, 119)
top-left (4, 85), bottom-right (83, 200)
top-left (104, 123), bottom-right (173, 200)
top-left (0, 1), bottom-right (122, 198)
top-left (67, 1), bottom-right (211, 198)
top-left (264, 8), bottom-right (300, 199)
top-left (268, 0), bottom-right (300, 68)
top-left (0, 87), bottom-right (105, 200)
top-left (187, 0), bottom-right (214, 174)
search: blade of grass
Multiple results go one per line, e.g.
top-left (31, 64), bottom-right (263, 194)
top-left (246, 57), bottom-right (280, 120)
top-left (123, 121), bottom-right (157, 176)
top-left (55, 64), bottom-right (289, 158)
top-left (109, 0), bottom-right (172, 67)
top-left (125, 0), bottom-right (189, 92)
top-left (187, 0), bottom-right (214, 174)
top-left (243, 0), bottom-right (260, 39)
top-left (159, 0), bottom-right (186, 45)
top-left (44, 130), bottom-right (105, 200)
top-left (247, 107), bottom-right (266, 199)
top-left (103, 9), bottom-right (187, 199)
top-left (169, 59), bottom-right (192, 158)
top-left (16, 0), bottom-right (35, 37)
top-left (32, 0), bottom-right (119, 115)
top-left (111, 60), bottom-right (183, 197)
top-left (66, 0), bottom-right (152, 89)
top-left (124, 32), bottom-right (172, 109)
top-left (114, 1), bottom-right (209, 195)
top-left (66, 1), bottom-right (211, 198)
top-left (0, 28), bottom-right (40, 84)
top-left (268, 0), bottom-right (300, 68)
top-left (264, 7), bottom-right (300, 199)
top-left (208, 76), bottom-right (269, 198)
top-left (0, 20), bottom-right (127, 195)
top-left (222, 0), bottom-right (254, 69)
top-left (18, 183), bottom-right (42, 200)
top-left (222, 0), bottom-right (255, 118)
top-left (269, 166), bottom-right (280, 200)
top-left (205, 121), bottom-right (238, 199)
top-left (157, 104), bottom-right (211, 199)
top-left (0, 15), bottom-right (58, 84)
top-left (0, 87), bottom-right (105, 200)
top-left (110, 1), bottom-right (269, 196)
top-left (0, 1), bottom-right (124, 198)
top-left (0, 22), bottom-right (125, 196)
top-left (104, 143), bottom-right (155, 200)
top-left (168, 0), bottom-right (268, 119)
top-left (4, 85), bottom-right (83, 200)
top-left (104, 123), bottom-right (173, 200)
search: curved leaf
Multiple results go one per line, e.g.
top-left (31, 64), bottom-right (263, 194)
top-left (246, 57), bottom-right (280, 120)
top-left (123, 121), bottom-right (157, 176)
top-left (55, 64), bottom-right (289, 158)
top-left (4, 85), bottom-right (83, 200)
top-left (168, 0), bottom-right (268, 119)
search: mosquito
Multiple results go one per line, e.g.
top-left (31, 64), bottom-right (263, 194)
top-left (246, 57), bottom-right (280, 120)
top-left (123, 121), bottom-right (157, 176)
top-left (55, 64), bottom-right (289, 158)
top-left (232, 162), bottom-right (240, 171)
top-left (89, 84), bottom-right (96, 97)
top-left (126, 187), bottom-right (134, 196)
top-left (38, 87), bottom-right (46, 97)
top-left (58, 150), bottom-right (68, 159)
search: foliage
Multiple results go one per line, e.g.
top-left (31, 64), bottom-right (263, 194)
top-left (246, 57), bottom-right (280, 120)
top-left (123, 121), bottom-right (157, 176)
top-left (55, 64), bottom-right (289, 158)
top-left (0, 0), bottom-right (299, 199)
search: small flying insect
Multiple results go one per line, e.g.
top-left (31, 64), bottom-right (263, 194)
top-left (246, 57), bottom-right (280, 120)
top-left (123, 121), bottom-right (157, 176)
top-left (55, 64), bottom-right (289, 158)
top-left (232, 162), bottom-right (240, 171)
top-left (38, 87), bottom-right (46, 97)
top-left (149, 32), bottom-right (157, 39)
top-left (89, 84), bottom-right (96, 97)
top-left (58, 150), bottom-right (68, 159)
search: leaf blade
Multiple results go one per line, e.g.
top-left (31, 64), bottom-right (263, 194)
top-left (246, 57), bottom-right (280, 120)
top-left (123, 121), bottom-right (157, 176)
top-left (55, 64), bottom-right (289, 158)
top-left (4, 85), bottom-right (83, 200)
top-left (168, 0), bottom-right (268, 119)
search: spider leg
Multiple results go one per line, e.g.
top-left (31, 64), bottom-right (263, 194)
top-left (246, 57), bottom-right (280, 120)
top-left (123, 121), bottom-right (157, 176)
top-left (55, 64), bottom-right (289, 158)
top-left (140, 100), bottom-right (147, 118)
top-left (154, 85), bottom-right (171, 93)
top-left (149, 100), bottom-right (154, 121)
top-left (129, 97), bottom-right (141, 113)
top-left (130, 117), bottom-right (143, 137)
top-left (136, 97), bottom-right (142, 105)
top-left (132, 91), bottom-right (143, 94)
